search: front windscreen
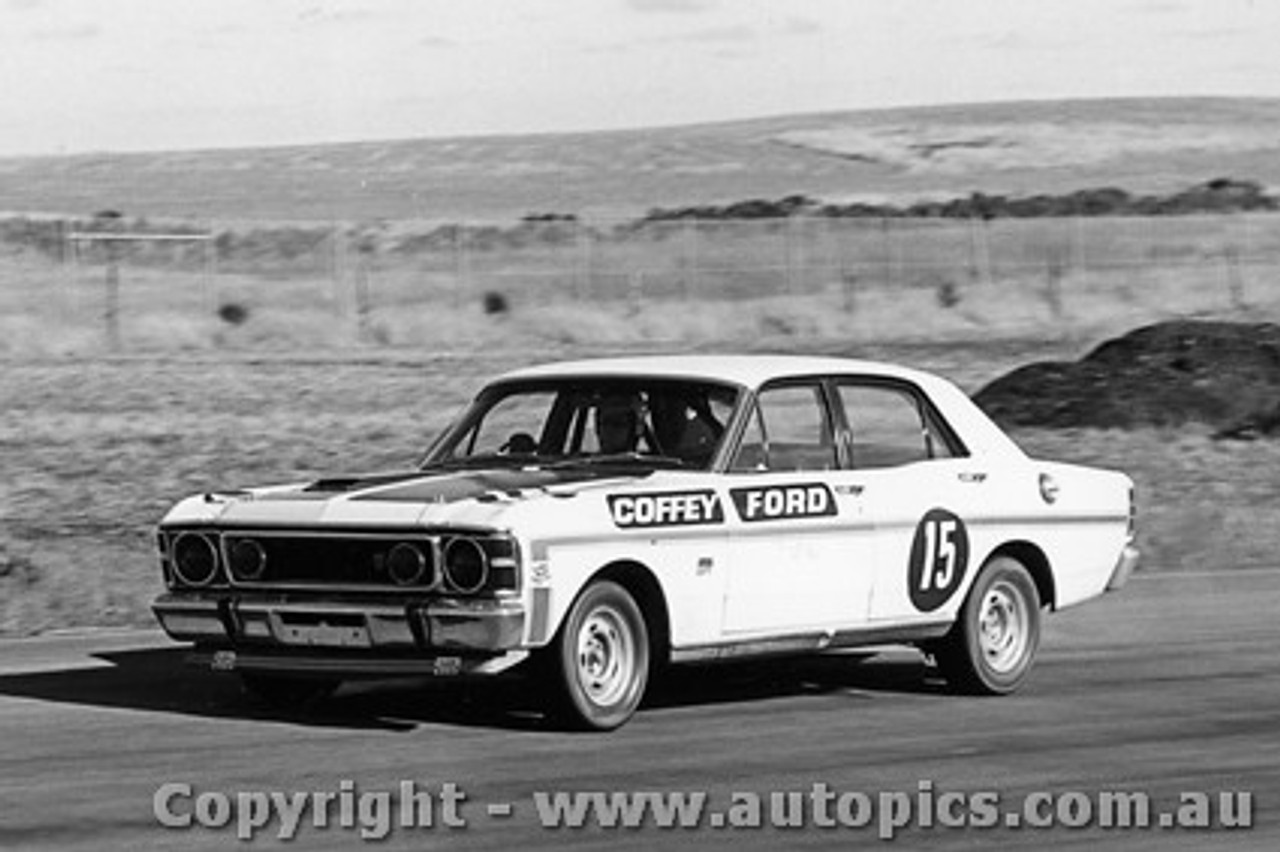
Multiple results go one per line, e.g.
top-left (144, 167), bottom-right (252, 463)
top-left (423, 378), bottom-right (740, 472)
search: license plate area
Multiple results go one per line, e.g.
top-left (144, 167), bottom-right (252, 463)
top-left (271, 612), bottom-right (372, 648)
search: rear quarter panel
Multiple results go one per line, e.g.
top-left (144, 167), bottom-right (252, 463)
top-left (1024, 460), bottom-right (1133, 609)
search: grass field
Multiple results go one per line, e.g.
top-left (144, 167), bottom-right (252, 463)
top-left (4, 96), bottom-right (1280, 221)
top-left (5, 339), bottom-right (1279, 635)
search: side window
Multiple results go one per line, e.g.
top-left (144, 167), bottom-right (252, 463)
top-left (730, 384), bottom-right (836, 472)
top-left (838, 384), bottom-right (955, 469)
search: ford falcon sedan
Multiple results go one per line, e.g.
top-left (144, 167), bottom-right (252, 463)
top-left (152, 355), bottom-right (1139, 730)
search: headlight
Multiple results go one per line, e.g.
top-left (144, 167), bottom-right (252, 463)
top-left (443, 537), bottom-right (488, 593)
top-left (227, 537), bottom-right (267, 582)
top-left (387, 542), bottom-right (434, 587)
top-left (172, 532), bottom-right (220, 587)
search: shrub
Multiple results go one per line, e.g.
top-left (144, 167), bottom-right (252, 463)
top-left (482, 291), bottom-right (509, 315)
top-left (218, 302), bottom-right (250, 325)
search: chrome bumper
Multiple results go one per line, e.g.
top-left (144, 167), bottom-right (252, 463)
top-left (152, 592), bottom-right (525, 656)
top-left (1106, 544), bottom-right (1140, 591)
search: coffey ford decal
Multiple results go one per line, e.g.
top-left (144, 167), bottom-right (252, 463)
top-left (730, 483), bottom-right (837, 522)
top-left (607, 490), bottom-right (724, 528)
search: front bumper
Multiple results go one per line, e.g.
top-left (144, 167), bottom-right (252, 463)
top-left (152, 592), bottom-right (526, 673)
top-left (1106, 544), bottom-right (1140, 591)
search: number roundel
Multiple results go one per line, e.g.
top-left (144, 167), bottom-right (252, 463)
top-left (908, 509), bottom-right (969, 612)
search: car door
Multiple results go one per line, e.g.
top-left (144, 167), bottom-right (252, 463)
top-left (831, 379), bottom-right (986, 626)
top-left (720, 379), bottom-right (877, 635)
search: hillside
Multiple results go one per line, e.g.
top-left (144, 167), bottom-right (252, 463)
top-left (3, 97), bottom-right (1280, 223)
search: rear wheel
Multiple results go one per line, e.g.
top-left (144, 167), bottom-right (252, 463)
top-left (548, 580), bottom-right (650, 730)
top-left (934, 556), bottom-right (1040, 694)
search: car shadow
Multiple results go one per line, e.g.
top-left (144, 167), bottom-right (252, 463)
top-left (0, 645), bottom-right (949, 734)
top-left (646, 651), bottom-right (950, 712)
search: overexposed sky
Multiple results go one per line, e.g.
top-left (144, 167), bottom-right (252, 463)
top-left (0, 0), bottom-right (1276, 156)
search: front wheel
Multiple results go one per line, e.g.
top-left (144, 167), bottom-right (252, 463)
top-left (933, 557), bottom-right (1041, 695)
top-left (548, 580), bottom-right (650, 730)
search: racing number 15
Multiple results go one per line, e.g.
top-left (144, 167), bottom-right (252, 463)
top-left (908, 509), bottom-right (969, 612)
top-left (919, 518), bottom-right (958, 592)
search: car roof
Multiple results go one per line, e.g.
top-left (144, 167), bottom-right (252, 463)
top-left (497, 354), bottom-right (941, 389)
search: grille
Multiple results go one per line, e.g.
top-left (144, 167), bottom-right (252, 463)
top-left (158, 526), bottom-right (519, 595)
top-left (225, 533), bottom-right (437, 590)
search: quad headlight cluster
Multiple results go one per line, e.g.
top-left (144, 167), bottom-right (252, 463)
top-left (157, 528), bottom-right (518, 595)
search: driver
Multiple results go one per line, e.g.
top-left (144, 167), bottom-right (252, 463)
top-left (594, 392), bottom-right (644, 454)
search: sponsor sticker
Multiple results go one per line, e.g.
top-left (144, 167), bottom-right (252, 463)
top-left (907, 508), bottom-right (970, 612)
top-left (730, 483), bottom-right (837, 522)
top-left (607, 490), bottom-right (724, 528)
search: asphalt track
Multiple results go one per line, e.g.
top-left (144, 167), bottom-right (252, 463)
top-left (1, 571), bottom-right (1277, 851)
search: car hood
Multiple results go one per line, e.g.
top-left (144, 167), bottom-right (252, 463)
top-left (163, 465), bottom-right (657, 528)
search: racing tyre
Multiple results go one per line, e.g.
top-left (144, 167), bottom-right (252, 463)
top-left (239, 673), bottom-right (339, 707)
top-left (934, 556), bottom-right (1040, 695)
top-left (549, 580), bottom-right (650, 731)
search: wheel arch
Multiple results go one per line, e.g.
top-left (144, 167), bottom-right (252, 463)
top-left (587, 560), bottom-right (672, 670)
top-left (983, 541), bottom-right (1055, 611)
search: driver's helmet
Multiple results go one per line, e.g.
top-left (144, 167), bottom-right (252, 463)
top-left (594, 391), bottom-right (645, 453)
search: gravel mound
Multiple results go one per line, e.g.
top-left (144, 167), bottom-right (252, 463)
top-left (972, 321), bottom-right (1280, 437)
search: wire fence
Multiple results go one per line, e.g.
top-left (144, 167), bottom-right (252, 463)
top-left (3, 212), bottom-right (1277, 352)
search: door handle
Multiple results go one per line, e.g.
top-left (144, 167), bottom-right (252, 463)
top-left (834, 484), bottom-right (865, 496)
top-left (958, 472), bottom-right (987, 483)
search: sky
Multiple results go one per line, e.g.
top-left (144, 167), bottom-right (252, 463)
top-left (1, 0), bottom-right (1277, 156)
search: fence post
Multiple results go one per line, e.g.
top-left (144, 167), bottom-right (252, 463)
top-left (967, 214), bottom-right (994, 291)
top-left (354, 231), bottom-right (375, 341)
top-left (628, 270), bottom-right (644, 315)
top-left (105, 248), bottom-right (120, 350)
top-left (1045, 244), bottom-right (1065, 321)
top-left (880, 217), bottom-right (894, 288)
top-left (203, 222), bottom-right (218, 317)
top-left (66, 223), bottom-right (82, 319)
top-left (965, 216), bottom-right (979, 292)
top-left (835, 218), bottom-right (856, 313)
top-left (1230, 213), bottom-right (1250, 311)
top-left (841, 271), bottom-right (857, 314)
top-left (1223, 240), bottom-right (1245, 312)
top-left (1071, 214), bottom-right (1087, 277)
top-left (785, 214), bottom-right (798, 295)
top-left (682, 218), bottom-right (699, 301)
top-left (329, 223), bottom-right (345, 316)
top-left (55, 218), bottom-right (75, 320)
top-left (94, 210), bottom-right (124, 351)
top-left (576, 220), bottom-right (592, 302)
top-left (453, 224), bottom-right (471, 309)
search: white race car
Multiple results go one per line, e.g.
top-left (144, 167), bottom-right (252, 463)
top-left (153, 355), bottom-right (1138, 729)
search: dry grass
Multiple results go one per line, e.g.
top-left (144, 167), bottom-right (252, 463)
top-left (1, 355), bottom-right (496, 634)
top-left (2, 237), bottom-right (1276, 358)
top-left (4, 341), bottom-right (1278, 635)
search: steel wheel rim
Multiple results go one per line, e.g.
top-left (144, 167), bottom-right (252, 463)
top-left (576, 604), bottom-right (634, 707)
top-left (978, 580), bottom-right (1028, 673)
